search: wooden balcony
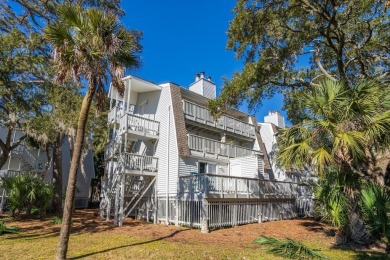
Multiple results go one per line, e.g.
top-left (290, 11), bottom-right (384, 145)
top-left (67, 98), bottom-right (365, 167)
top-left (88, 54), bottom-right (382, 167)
top-left (188, 134), bottom-right (259, 159)
top-left (178, 173), bottom-right (312, 200)
top-left (122, 153), bottom-right (158, 176)
top-left (183, 100), bottom-right (255, 139)
top-left (118, 113), bottom-right (160, 140)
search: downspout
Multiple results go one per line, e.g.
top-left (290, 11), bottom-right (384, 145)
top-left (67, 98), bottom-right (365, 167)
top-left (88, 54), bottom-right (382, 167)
top-left (166, 105), bottom-right (170, 224)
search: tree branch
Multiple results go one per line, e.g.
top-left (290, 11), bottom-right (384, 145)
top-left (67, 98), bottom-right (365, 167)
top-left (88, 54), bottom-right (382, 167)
top-left (10, 134), bottom-right (27, 150)
top-left (313, 51), bottom-right (337, 81)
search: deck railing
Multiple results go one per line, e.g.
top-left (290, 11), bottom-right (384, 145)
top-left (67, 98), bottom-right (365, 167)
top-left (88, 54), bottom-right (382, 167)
top-left (178, 173), bottom-right (312, 199)
top-left (120, 113), bottom-right (160, 137)
top-left (188, 134), bottom-right (258, 158)
top-left (123, 153), bottom-right (158, 173)
top-left (183, 100), bottom-right (255, 138)
top-left (0, 169), bottom-right (44, 179)
top-left (11, 145), bottom-right (37, 170)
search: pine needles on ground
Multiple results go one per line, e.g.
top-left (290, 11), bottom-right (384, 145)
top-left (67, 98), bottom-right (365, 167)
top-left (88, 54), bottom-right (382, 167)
top-left (255, 236), bottom-right (328, 259)
top-left (0, 221), bottom-right (21, 235)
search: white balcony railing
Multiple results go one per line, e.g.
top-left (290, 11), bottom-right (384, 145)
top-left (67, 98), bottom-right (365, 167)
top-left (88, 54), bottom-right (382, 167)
top-left (183, 100), bottom-right (255, 138)
top-left (188, 134), bottom-right (258, 158)
top-left (119, 113), bottom-right (160, 137)
top-left (108, 107), bottom-right (160, 137)
top-left (123, 153), bottom-right (158, 173)
top-left (179, 173), bottom-right (312, 199)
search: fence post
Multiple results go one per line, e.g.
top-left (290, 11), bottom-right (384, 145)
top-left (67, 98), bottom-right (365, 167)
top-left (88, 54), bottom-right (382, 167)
top-left (204, 175), bottom-right (209, 198)
top-left (175, 197), bottom-right (179, 226)
top-left (118, 174), bottom-right (125, 226)
top-left (201, 199), bottom-right (209, 233)
top-left (221, 176), bottom-right (224, 198)
top-left (258, 204), bottom-right (262, 223)
top-left (0, 189), bottom-right (5, 214)
top-left (247, 179), bottom-right (250, 198)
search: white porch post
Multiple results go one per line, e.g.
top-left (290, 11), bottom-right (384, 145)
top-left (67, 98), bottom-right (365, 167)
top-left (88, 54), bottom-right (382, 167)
top-left (118, 174), bottom-right (125, 226)
top-left (127, 78), bottom-right (132, 112)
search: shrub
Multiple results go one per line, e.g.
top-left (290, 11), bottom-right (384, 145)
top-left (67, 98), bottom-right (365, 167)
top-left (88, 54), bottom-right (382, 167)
top-left (51, 216), bottom-right (63, 225)
top-left (1, 173), bottom-right (54, 216)
top-left (360, 182), bottom-right (390, 242)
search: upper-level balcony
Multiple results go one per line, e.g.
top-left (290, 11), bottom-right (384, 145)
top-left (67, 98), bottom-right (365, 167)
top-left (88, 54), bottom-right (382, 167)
top-left (108, 107), bottom-right (160, 140)
top-left (188, 134), bottom-right (259, 159)
top-left (183, 100), bottom-right (256, 139)
top-left (122, 153), bottom-right (158, 176)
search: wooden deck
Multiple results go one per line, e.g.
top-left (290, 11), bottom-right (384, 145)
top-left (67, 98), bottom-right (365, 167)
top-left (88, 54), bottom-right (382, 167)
top-left (178, 173), bottom-right (311, 200)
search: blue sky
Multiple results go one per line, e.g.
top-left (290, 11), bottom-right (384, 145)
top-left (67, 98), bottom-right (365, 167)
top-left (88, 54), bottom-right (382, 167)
top-left (121, 1), bottom-right (287, 124)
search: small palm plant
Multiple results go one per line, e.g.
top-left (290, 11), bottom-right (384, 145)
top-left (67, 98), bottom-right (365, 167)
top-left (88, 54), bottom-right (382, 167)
top-left (360, 182), bottom-right (390, 242)
top-left (1, 173), bottom-right (54, 216)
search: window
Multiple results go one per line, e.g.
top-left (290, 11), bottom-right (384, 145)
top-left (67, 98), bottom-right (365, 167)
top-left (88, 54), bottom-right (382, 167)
top-left (198, 162), bottom-right (217, 174)
top-left (199, 162), bottom-right (207, 174)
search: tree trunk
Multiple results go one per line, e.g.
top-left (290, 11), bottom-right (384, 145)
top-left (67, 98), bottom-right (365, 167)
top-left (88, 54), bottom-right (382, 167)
top-left (336, 194), bottom-right (371, 245)
top-left (45, 144), bottom-right (52, 175)
top-left (52, 133), bottom-right (64, 214)
top-left (0, 151), bottom-right (9, 169)
top-left (0, 127), bottom-right (13, 169)
top-left (56, 88), bottom-right (95, 260)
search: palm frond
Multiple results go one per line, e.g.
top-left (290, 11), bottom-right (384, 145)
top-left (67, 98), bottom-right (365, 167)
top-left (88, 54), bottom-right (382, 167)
top-left (0, 222), bottom-right (21, 235)
top-left (360, 182), bottom-right (390, 241)
top-left (333, 131), bottom-right (366, 163)
top-left (311, 148), bottom-right (334, 174)
top-left (255, 236), bottom-right (328, 259)
top-left (365, 110), bottom-right (390, 150)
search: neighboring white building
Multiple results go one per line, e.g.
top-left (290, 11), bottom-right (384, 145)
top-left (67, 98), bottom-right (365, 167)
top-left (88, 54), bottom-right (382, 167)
top-left (0, 126), bottom-right (95, 209)
top-left (259, 111), bottom-right (311, 182)
top-left (101, 73), bottom-right (313, 231)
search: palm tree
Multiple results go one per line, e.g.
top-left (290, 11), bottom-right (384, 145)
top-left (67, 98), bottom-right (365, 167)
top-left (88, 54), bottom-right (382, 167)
top-left (44, 5), bottom-right (141, 259)
top-left (277, 79), bottom-right (390, 243)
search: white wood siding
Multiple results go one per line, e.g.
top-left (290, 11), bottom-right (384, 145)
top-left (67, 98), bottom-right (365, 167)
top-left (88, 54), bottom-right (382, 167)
top-left (259, 123), bottom-right (287, 180)
top-left (229, 155), bottom-right (258, 178)
top-left (178, 157), bottom-right (198, 176)
top-left (154, 84), bottom-right (179, 196)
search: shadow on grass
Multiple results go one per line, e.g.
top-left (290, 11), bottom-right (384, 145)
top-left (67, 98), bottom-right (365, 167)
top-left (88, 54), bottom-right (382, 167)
top-left (354, 252), bottom-right (389, 260)
top-left (299, 219), bottom-right (337, 237)
top-left (71, 229), bottom-right (191, 259)
top-left (5, 230), bottom-right (59, 240)
top-left (331, 243), bottom-right (389, 259)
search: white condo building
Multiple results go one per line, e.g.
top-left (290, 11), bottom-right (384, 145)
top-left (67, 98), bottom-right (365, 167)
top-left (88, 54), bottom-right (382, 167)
top-left (259, 111), bottom-right (312, 182)
top-left (100, 73), bottom-right (313, 232)
top-left (0, 127), bottom-right (95, 210)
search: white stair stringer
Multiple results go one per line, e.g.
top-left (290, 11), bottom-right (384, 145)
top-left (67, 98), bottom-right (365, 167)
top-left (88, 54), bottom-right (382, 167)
top-left (119, 176), bottom-right (156, 226)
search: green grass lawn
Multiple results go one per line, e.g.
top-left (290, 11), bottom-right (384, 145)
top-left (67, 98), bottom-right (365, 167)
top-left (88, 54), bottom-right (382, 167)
top-left (0, 210), bottom-right (387, 259)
